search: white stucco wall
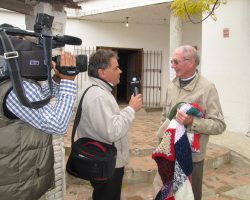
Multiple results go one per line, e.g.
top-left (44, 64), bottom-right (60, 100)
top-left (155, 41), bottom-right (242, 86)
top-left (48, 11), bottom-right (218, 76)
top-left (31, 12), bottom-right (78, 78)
top-left (0, 6), bottom-right (201, 107)
top-left (0, 0), bottom-right (248, 140)
top-left (65, 19), bottom-right (169, 103)
top-left (65, 19), bottom-right (168, 50)
top-left (65, 18), bottom-right (201, 103)
top-left (0, 9), bottom-right (26, 29)
top-left (201, 0), bottom-right (250, 134)
top-left (0, 6), bottom-right (201, 121)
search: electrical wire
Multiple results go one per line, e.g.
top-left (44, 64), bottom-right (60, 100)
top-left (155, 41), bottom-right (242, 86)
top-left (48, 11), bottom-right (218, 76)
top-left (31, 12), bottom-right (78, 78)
top-left (184, 0), bottom-right (220, 24)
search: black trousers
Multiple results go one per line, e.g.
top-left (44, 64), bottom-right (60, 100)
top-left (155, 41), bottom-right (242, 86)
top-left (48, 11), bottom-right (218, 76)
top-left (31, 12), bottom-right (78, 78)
top-left (90, 167), bottom-right (124, 200)
top-left (192, 160), bottom-right (204, 200)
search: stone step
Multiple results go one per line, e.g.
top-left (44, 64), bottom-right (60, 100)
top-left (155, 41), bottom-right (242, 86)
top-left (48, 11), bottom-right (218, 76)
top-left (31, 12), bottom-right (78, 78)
top-left (124, 143), bottom-right (231, 184)
top-left (130, 147), bottom-right (155, 157)
top-left (204, 143), bottom-right (231, 171)
top-left (64, 144), bottom-right (155, 158)
top-left (124, 155), bottom-right (157, 185)
top-left (65, 150), bottom-right (250, 200)
top-left (65, 143), bottom-right (231, 186)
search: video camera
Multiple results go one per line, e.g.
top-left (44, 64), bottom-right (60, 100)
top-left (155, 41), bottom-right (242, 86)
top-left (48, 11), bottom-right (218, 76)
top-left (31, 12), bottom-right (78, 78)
top-left (0, 13), bottom-right (87, 81)
top-left (0, 13), bottom-right (87, 109)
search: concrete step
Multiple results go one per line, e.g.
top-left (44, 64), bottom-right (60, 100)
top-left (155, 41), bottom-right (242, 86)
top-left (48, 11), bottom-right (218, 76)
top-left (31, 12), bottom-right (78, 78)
top-left (204, 143), bottom-right (231, 171)
top-left (130, 147), bottom-right (155, 157)
top-left (65, 143), bottom-right (231, 187)
top-left (124, 155), bottom-right (157, 185)
top-left (125, 143), bottom-right (231, 184)
top-left (65, 143), bottom-right (232, 200)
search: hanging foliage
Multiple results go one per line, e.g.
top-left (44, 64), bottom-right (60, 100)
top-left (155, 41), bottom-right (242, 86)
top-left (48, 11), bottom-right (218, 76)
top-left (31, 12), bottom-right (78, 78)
top-left (170, 0), bottom-right (227, 23)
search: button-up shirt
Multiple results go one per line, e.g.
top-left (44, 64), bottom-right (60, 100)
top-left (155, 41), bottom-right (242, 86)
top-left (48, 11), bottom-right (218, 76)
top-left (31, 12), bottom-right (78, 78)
top-left (6, 79), bottom-right (76, 135)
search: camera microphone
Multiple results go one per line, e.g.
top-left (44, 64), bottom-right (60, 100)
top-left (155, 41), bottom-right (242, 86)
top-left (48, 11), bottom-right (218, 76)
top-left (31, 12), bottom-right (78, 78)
top-left (130, 76), bottom-right (140, 96)
top-left (53, 35), bottom-right (82, 46)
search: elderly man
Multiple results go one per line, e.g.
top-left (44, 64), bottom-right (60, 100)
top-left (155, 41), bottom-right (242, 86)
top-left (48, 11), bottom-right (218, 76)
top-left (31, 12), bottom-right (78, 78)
top-left (158, 45), bottom-right (226, 200)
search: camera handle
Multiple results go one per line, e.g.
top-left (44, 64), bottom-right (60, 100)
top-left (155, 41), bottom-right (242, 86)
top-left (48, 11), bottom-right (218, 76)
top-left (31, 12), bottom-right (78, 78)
top-left (0, 30), bottom-right (53, 109)
top-left (56, 65), bottom-right (81, 76)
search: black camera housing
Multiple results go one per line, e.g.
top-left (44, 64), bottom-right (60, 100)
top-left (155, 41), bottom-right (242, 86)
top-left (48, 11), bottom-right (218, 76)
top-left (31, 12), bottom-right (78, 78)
top-left (0, 13), bottom-right (84, 108)
top-left (34, 13), bottom-right (54, 33)
top-left (0, 13), bottom-right (85, 81)
top-left (0, 36), bottom-right (47, 81)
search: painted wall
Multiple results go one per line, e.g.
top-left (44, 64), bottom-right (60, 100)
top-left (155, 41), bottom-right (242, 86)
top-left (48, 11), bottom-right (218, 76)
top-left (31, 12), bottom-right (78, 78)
top-left (0, 8), bottom-right (201, 106)
top-left (0, 9), bottom-right (26, 29)
top-left (0, 7), bottom-right (202, 126)
top-left (65, 18), bottom-right (201, 104)
top-left (201, 0), bottom-right (250, 133)
top-left (0, 1), bottom-right (249, 134)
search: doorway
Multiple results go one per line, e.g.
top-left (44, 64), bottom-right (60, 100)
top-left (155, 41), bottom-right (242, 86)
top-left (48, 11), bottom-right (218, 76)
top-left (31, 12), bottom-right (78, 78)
top-left (97, 47), bottom-right (143, 104)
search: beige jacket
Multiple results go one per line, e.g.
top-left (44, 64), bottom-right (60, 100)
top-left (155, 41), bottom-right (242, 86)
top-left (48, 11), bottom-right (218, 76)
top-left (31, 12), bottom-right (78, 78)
top-left (159, 72), bottom-right (226, 162)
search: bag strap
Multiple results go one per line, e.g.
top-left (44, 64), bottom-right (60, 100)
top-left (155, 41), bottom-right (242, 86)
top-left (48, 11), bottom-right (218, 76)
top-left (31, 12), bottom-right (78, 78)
top-left (83, 141), bottom-right (107, 153)
top-left (71, 85), bottom-right (97, 145)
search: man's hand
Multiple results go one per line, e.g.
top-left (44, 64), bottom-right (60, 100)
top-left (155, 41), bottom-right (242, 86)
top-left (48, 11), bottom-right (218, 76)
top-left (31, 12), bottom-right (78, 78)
top-left (176, 109), bottom-right (193, 125)
top-left (129, 94), bottom-right (143, 112)
top-left (52, 51), bottom-right (76, 81)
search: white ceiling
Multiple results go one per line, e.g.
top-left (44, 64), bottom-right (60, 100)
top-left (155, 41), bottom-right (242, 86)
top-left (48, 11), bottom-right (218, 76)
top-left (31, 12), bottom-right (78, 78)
top-left (0, 1), bottom-right (172, 26)
top-left (70, 2), bottom-right (172, 26)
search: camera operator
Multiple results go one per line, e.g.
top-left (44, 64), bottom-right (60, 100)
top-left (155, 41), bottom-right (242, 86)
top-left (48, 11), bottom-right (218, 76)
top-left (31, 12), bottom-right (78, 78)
top-left (4, 51), bottom-right (76, 134)
top-left (0, 49), bottom-right (77, 199)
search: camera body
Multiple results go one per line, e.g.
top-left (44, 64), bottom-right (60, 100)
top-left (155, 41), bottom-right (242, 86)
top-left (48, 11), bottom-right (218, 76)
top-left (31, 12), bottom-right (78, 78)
top-left (0, 35), bottom-right (47, 81)
top-left (0, 13), bottom-right (86, 82)
top-left (0, 13), bottom-right (85, 108)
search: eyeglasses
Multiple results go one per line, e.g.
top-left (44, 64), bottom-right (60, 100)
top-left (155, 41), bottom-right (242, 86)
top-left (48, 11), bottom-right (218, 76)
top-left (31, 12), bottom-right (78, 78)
top-left (170, 58), bottom-right (189, 65)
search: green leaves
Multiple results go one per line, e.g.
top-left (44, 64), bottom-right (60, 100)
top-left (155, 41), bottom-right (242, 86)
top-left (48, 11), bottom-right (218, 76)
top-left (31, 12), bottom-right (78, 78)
top-left (170, 0), bottom-right (227, 22)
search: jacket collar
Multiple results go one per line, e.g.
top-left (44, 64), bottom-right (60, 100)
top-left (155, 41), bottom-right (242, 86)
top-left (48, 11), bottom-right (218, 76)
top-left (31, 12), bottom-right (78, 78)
top-left (173, 70), bottom-right (200, 91)
top-left (88, 76), bottom-right (113, 92)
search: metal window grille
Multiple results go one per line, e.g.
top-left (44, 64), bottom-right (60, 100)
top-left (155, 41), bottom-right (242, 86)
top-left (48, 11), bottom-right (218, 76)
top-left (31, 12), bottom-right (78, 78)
top-left (143, 50), bottom-right (162, 108)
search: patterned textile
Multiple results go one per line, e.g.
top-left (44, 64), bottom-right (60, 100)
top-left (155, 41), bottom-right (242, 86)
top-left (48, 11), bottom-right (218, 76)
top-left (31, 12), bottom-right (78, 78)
top-left (152, 103), bottom-right (204, 200)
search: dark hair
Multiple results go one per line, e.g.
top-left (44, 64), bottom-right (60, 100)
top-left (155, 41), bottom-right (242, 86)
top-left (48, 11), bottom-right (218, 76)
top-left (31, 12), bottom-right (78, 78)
top-left (88, 49), bottom-right (118, 77)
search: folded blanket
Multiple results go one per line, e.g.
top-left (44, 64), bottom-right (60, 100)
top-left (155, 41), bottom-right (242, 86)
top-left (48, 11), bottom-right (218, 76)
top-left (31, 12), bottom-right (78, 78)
top-left (152, 102), bottom-right (204, 200)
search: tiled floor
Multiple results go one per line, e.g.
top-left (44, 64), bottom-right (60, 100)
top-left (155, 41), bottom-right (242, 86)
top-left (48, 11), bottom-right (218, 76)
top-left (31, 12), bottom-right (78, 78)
top-left (64, 109), bottom-right (250, 200)
top-left (66, 162), bottom-right (250, 200)
top-left (203, 162), bottom-right (250, 200)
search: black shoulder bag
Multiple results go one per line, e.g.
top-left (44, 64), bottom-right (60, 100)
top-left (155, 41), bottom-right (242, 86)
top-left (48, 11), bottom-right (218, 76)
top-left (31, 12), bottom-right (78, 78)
top-left (66, 85), bottom-right (117, 182)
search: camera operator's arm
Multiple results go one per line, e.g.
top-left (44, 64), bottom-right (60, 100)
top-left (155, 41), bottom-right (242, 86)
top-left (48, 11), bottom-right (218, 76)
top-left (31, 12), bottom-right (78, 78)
top-left (44, 51), bottom-right (76, 96)
top-left (5, 52), bottom-right (77, 135)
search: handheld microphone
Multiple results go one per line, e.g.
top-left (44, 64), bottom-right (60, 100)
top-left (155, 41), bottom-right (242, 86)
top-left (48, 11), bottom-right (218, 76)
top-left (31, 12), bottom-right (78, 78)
top-left (130, 76), bottom-right (140, 96)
